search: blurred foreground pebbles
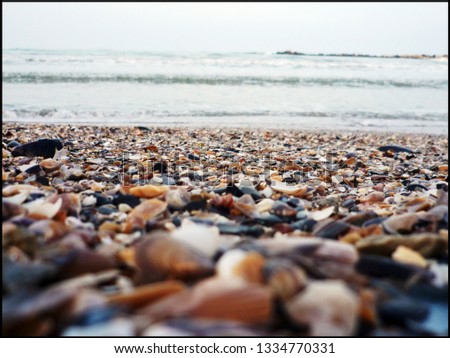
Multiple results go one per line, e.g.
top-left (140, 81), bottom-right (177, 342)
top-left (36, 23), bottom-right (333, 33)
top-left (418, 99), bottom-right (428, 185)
top-left (2, 124), bottom-right (448, 337)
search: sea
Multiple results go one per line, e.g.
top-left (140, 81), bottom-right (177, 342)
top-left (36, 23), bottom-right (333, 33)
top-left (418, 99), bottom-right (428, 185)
top-left (2, 49), bottom-right (448, 135)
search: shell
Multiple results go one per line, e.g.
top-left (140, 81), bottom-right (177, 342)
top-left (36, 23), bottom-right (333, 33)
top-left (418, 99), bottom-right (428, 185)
top-left (382, 212), bottom-right (419, 234)
top-left (263, 259), bottom-right (308, 300)
top-left (24, 198), bottom-right (63, 219)
top-left (108, 280), bottom-right (186, 309)
top-left (286, 280), bottom-right (359, 336)
top-left (166, 188), bottom-right (191, 210)
top-left (125, 199), bottom-right (167, 229)
top-left (135, 234), bottom-right (215, 284)
top-left (392, 245), bottom-right (428, 268)
top-left (210, 193), bottom-right (234, 209)
top-left (270, 183), bottom-right (308, 197)
top-left (216, 249), bottom-right (265, 284)
top-left (311, 206), bottom-right (335, 221)
top-left (140, 278), bottom-right (273, 324)
top-left (171, 220), bottom-right (225, 258)
top-left (356, 233), bottom-right (447, 257)
top-left (233, 194), bottom-right (258, 218)
top-left (129, 184), bottom-right (169, 199)
top-left (39, 158), bottom-right (61, 172)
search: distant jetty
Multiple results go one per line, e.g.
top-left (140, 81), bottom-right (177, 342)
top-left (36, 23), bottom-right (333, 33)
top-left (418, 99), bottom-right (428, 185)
top-left (276, 51), bottom-right (448, 60)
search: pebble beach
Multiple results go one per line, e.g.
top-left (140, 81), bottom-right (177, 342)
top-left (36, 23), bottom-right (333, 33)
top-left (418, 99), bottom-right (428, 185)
top-left (2, 123), bottom-right (448, 337)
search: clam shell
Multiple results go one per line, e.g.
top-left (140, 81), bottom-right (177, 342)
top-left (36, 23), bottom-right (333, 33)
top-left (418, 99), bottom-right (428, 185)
top-left (311, 206), bottom-right (335, 221)
top-left (135, 234), bottom-right (215, 283)
top-left (129, 184), bottom-right (169, 199)
top-left (286, 280), bottom-right (359, 336)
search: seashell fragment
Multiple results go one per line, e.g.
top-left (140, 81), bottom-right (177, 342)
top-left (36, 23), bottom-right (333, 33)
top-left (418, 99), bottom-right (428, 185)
top-left (166, 188), bottom-right (191, 210)
top-left (24, 198), bottom-right (63, 219)
top-left (135, 234), bottom-right (215, 283)
top-left (382, 212), bottom-right (419, 234)
top-left (270, 183), bottom-right (308, 197)
top-left (108, 280), bottom-right (186, 309)
top-left (356, 233), bottom-right (447, 257)
top-left (216, 249), bottom-right (266, 284)
top-left (233, 194), bottom-right (258, 218)
top-left (129, 185), bottom-right (169, 199)
top-left (140, 278), bottom-right (272, 324)
top-left (311, 206), bottom-right (335, 221)
top-left (286, 280), bottom-right (359, 336)
top-left (392, 245), bottom-right (428, 268)
top-left (263, 259), bottom-right (308, 300)
top-left (125, 199), bottom-right (167, 229)
top-left (171, 220), bottom-right (225, 258)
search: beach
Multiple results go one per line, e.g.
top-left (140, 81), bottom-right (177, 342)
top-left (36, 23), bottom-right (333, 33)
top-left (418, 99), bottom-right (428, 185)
top-left (2, 122), bottom-right (448, 336)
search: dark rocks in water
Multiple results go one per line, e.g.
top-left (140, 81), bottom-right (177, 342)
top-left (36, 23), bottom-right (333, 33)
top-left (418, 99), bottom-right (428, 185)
top-left (136, 126), bottom-right (151, 131)
top-left (12, 139), bottom-right (63, 158)
top-left (378, 145), bottom-right (414, 154)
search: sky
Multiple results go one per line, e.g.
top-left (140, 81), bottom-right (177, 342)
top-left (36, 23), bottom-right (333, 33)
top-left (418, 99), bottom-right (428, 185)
top-left (2, 2), bottom-right (448, 55)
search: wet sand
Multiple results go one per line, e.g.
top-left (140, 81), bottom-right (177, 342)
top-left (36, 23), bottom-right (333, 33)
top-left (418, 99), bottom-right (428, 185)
top-left (2, 123), bottom-right (448, 336)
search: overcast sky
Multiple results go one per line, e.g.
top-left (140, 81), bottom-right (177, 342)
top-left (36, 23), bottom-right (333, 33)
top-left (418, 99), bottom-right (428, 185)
top-left (2, 2), bottom-right (448, 54)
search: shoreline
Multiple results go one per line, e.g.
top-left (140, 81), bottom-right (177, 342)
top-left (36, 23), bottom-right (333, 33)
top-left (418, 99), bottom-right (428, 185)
top-left (2, 123), bottom-right (448, 337)
top-left (3, 120), bottom-right (448, 137)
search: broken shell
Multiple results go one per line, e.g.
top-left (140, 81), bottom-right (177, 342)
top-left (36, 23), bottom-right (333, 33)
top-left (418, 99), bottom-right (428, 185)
top-left (311, 206), bottom-right (335, 221)
top-left (125, 199), bottom-right (167, 229)
top-left (107, 280), bottom-right (186, 309)
top-left (24, 198), bottom-right (63, 219)
top-left (356, 233), bottom-right (447, 257)
top-left (166, 188), bottom-right (191, 210)
top-left (263, 259), bottom-right (308, 300)
top-left (129, 185), bottom-right (169, 199)
top-left (270, 183), bottom-right (308, 197)
top-left (171, 220), bottom-right (225, 258)
top-left (382, 212), bottom-right (419, 234)
top-left (286, 280), bottom-right (359, 336)
top-left (233, 194), bottom-right (258, 218)
top-left (392, 245), bottom-right (428, 268)
top-left (135, 234), bottom-right (215, 283)
top-left (216, 249), bottom-right (266, 284)
top-left (140, 278), bottom-right (273, 324)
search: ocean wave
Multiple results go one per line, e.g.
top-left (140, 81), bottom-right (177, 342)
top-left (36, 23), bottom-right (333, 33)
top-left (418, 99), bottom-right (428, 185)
top-left (2, 72), bottom-right (448, 88)
top-left (3, 108), bottom-right (447, 122)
